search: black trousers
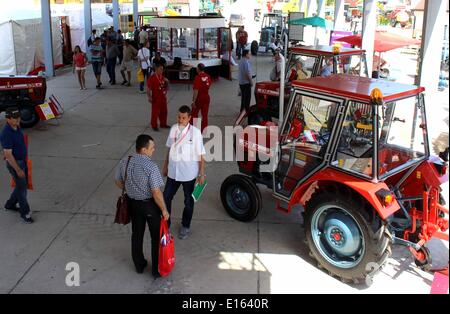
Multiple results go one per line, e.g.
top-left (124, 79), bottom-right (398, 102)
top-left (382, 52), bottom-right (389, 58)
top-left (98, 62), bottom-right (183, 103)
top-left (240, 83), bottom-right (252, 113)
top-left (106, 58), bottom-right (116, 83)
top-left (129, 198), bottom-right (161, 275)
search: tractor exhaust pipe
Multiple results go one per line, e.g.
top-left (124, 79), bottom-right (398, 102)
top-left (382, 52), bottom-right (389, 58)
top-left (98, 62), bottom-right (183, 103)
top-left (279, 50), bottom-right (286, 130)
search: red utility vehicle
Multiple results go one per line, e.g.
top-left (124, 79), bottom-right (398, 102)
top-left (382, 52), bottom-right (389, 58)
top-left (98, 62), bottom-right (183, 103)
top-left (0, 75), bottom-right (46, 128)
top-left (222, 74), bottom-right (449, 284)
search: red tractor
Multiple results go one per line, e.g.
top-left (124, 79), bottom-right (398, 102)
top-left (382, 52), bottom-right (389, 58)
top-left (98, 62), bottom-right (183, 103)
top-left (248, 45), bottom-right (368, 125)
top-left (222, 74), bottom-right (449, 284)
top-left (0, 75), bottom-right (46, 128)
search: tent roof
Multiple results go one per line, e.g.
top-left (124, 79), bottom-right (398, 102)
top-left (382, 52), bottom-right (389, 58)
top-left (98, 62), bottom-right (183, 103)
top-left (338, 31), bottom-right (421, 53)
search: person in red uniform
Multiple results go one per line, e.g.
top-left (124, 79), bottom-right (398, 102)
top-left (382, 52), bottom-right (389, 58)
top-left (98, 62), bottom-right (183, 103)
top-left (147, 64), bottom-right (170, 131)
top-left (191, 63), bottom-right (212, 133)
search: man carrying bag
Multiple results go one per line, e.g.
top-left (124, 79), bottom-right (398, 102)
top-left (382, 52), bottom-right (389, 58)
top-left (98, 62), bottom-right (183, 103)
top-left (115, 134), bottom-right (170, 278)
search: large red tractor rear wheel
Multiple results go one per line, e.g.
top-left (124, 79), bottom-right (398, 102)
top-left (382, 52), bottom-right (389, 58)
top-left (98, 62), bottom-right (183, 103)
top-left (220, 174), bottom-right (262, 222)
top-left (305, 188), bottom-right (392, 285)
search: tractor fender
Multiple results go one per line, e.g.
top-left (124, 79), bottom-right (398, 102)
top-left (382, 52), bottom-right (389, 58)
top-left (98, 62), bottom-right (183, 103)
top-left (289, 168), bottom-right (400, 221)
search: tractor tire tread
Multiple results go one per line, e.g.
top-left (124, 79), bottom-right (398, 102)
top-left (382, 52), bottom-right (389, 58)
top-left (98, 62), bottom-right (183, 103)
top-left (305, 190), bottom-right (393, 285)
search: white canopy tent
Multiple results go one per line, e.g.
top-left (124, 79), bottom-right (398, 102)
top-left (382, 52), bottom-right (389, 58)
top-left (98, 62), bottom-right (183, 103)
top-left (51, 4), bottom-right (113, 52)
top-left (0, 17), bottom-right (63, 75)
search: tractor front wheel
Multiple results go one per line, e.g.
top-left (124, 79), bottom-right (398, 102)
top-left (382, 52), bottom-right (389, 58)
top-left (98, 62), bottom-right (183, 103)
top-left (19, 106), bottom-right (40, 128)
top-left (305, 190), bottom-right (392, 284)
top-left (414, 246), bottom-right (432, 272)
top-left (220, 174), bottom-right (262, 222)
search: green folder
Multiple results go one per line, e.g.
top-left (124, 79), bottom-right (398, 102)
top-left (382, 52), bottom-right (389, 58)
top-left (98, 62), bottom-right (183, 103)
top-left (192, 181), bottom-right (207, 202)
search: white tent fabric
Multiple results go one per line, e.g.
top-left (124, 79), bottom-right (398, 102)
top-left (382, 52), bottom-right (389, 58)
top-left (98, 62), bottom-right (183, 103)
top-left (0, 17), bottom-right (63, 75)
top-left (0, 22), bottom-right (16, 75)
top-left (52, 4), bottom-right (113, 52)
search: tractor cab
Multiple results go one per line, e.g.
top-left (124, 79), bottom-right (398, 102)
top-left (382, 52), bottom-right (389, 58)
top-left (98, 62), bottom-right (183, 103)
top-left (275, 75), bottom-right (429, 196)
top-left (250, 45), bottom-right (368, 125)
top-left (258, 13), bottom-right (285, 53)
top-left (224, 74), bottom-right (448, 284)
top-left (286, 45), bottom-right (368, 79)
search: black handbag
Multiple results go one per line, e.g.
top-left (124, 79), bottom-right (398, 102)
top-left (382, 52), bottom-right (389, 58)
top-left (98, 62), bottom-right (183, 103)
top-left (114, 156), bottom-right (132, 225)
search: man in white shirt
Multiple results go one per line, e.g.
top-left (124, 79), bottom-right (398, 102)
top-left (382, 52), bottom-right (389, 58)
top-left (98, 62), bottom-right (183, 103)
top-left (138, 41), bottom-right (151, 93)
top-left (163, 106), bottom-right (206, 239)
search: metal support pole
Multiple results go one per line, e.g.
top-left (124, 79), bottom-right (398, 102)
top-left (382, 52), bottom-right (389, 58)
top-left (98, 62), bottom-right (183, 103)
top-left (334, 0), bottom-right (345, 31)
top-left (113, 0), bottom-right (119, 31)
top-left (306, 0), bottom-right (316, 17)
top-left (41, 0), bottom-right (54, 77)
top-left (298, 0), bottom-right (305, 13)
top-left (418, 0), bottom-right (446, 91)
top-left (279, 53), bottom-right (286, 128)
top-left (361, 0), bottom-right (377, 76)
top-left (133, 0), bottom-right (139, 29)
top-left (317, 0), bottom-right (325, 18)
top-left (84, 0), bottom-right (92, 52)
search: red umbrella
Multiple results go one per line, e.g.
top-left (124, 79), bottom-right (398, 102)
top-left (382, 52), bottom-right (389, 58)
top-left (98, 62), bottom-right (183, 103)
top-left (338, 31), bottom-right (421, 52)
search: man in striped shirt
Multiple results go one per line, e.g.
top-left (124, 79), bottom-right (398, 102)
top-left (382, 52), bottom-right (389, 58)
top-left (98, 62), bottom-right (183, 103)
top-left (115, 134), bottom-right (170, 278)
top-left (90, 37), bottom-right (104, 89)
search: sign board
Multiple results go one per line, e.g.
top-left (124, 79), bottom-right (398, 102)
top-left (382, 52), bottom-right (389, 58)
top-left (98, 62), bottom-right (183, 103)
top-left (37, 103), bottom-right (56, 120)
top-left (329, 30), bottom-right (354, 48)
top-left (288, 12), bottom-right (305, 42)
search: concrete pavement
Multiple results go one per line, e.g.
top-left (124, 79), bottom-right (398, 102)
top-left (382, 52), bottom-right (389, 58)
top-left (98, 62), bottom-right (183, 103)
top-left (0, 54), bottom-right (448, 294)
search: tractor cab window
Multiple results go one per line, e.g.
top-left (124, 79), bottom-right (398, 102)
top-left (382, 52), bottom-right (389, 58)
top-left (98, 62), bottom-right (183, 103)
top-left (320, 57), bottom-right (334, 77)
top-left (286, 55), bottom-right (317, 82)
top-left (336, 55), bottom-right (367, 76)
top-left (275, 93), bottom-right (339, 197)
top-left (332, 102), bottom-right (374, 178)
top-left (342, 54), bottom-right (369, 77)
top-left (378, 96), bottom-right (426, 177)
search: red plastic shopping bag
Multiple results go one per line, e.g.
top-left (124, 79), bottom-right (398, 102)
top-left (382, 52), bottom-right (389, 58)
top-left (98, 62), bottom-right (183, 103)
top-left (158, 219), bottom-right (175, 277)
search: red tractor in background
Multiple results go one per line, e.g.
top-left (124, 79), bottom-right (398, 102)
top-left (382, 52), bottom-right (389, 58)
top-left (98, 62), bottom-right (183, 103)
top-left (0, 75), bottom-right (46, 128)
top-left (247, 45), bottom-right (368, 125)
top-left (222, 74), bottom-right (449, 284)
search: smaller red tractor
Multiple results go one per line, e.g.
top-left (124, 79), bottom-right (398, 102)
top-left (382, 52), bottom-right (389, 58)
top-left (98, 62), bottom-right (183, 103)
top-left (0, 75), bottom-right (46, 128)
top-left (248, 45), bottom-right (368, 125)
top-left (222, 74), bottom-right (449, 284)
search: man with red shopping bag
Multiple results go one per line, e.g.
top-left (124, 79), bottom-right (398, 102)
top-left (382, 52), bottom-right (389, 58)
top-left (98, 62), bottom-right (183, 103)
top-left (159, 220), bottom-right (175, 277)
top-left (115, 134), bottom-right (170, 278)
top-left (1, 107), bottom-right (34, 223)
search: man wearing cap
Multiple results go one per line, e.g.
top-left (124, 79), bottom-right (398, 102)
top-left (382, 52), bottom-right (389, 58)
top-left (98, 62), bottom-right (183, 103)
top-left (0, 108), bottom-right (33, 223)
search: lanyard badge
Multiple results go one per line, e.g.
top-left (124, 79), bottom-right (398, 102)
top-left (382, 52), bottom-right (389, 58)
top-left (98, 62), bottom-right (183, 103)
top-left (174, 124), bottom-right (191, 155)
